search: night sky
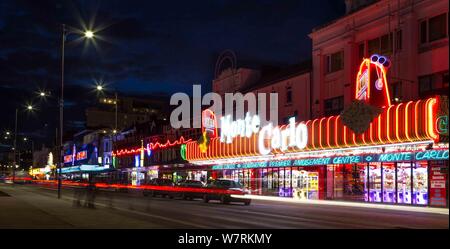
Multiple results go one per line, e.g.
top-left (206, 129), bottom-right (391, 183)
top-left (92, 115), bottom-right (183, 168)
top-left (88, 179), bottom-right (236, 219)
top-left (0, 0), bottom-right (345, 149)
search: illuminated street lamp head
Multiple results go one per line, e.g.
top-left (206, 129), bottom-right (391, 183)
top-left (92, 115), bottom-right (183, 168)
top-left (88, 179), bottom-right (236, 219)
top-left (6, 131), bottom-right (10, 135)
top-left (84, 30), bottom-right (94, 39)
top-left (39, 92), bottom-right (46, 97)
top-left (96, 85), bottom-right (103, 91)
top-left (27, 105), bottom-right (33, 111)
top-left (23, 137), bottom-right (27, 141)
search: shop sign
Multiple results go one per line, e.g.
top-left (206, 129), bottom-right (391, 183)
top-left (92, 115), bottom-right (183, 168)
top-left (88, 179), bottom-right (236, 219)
top-left (429, 161), bottom-right (448, 207)
top-left (202, 109), bottom-right (218, 138)
top-left (220, 113), bottom-right (260, 143)
top-left (415, 150), bottom-right (449, 161)
top-left (211, 149), bottom-right (448, 170)
top-left (220, 114), bottom-right (308, 155)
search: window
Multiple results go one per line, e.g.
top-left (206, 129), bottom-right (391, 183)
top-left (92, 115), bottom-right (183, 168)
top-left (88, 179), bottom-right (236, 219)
top-left (358, 43), bottom-right (365, 61)
top-left (380, 33), bottom-right (393, 54)
top-left (326, 51), bottom-right (344, 73)
top-left (286, 86), bottom-right (292, 104)
top-left (420, 20), bottom-right (428, 44)
top-left (429, 13), bottom-right (447, 42)
top-left (395, 30), bottom-right (402, 50)
top-left (390, 81), bottom-right (402, 103)
top-left (419, 75), bottom-right (433, 94)
top-left (420, 13), bottom-right (448, 44)
top-left (324, 96), bottom-right (344, 116)
top-left (368, 37), bottom-right (380, 55)
top-left (368, 32), bottom-right (399, 55)
top-left (443, 72), bottom-right (449, 88)
top-left (418, 71), bottom-right (449, 97)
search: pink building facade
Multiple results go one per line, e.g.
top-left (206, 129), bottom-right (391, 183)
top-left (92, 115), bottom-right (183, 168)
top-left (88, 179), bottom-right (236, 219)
top-left (212, 50), bottom-right (312, 125)
top-left (309, 0), bottom-right (448, 119)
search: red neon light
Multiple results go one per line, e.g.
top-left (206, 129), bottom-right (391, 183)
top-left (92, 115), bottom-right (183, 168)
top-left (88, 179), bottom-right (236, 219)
top-left (32, 180), bottom-right (245, 196)
top-left (355, 56), bottom-right (391, 108)
top-left (113, 137), bottom-right (192, 157)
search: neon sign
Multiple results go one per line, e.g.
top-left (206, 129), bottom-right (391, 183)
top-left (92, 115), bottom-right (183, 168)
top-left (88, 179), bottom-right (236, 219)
top-left (416, 150), bottom-right (449, 161)
top-left (258, 117), bottom-right (308, 155)
top-left (355, 54), bottom-right (391, 108)
top-left (76, 151), bottom-right (87, 161)
top-left (436, 116), bottom-right (448, 135)
top-left (220, 112), bottom-right (260, 143)
top-left (378, 152), bottom-right (412, 162)
top-left (64, 155), bottom-right (73, 163)
top-left (211, 150), bottom-right (448, 170)
top-left (113, 137), bottom-right (191, 157)
top-left (202, 109), bottom-right (218, 138)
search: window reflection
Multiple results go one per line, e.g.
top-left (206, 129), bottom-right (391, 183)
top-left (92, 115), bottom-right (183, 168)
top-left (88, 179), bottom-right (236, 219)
top-left (413, 162), bottom-right (428, 205)
top-left (383, 163), bottom-right (396, 203)
top-left (397, 162), bottom-right (412, 204)
top-left (369, 163), bottom-right (382, 202)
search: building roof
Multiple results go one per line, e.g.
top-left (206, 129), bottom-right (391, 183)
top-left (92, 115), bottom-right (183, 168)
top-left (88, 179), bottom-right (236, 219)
top-left (241, 59), bottom-right (312, 93)
top-left (311, 0), bottom-right (380, 34)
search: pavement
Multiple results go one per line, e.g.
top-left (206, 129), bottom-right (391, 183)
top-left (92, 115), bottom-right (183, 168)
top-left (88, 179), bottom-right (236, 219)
top-left (0, 183), bottom-right (448, 229)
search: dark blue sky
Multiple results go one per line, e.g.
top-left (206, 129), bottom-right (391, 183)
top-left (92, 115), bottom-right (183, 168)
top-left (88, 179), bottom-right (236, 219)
top-left (0, 0), bottom-right (345, 147)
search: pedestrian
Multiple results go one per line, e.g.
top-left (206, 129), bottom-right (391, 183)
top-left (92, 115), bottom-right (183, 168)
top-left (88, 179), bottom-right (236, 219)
top-left (72, 185), bottom-right (82, 207)
top-left (84, 178), bottom-right (96, 209)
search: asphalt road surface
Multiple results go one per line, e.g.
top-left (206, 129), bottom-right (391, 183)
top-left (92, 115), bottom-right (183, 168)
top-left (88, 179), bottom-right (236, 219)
top-left (1, 184), bottom-right (448, 229)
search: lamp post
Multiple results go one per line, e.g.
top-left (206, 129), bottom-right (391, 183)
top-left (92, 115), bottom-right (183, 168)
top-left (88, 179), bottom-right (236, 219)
top-left (58, 24), bottom-right (95, 199)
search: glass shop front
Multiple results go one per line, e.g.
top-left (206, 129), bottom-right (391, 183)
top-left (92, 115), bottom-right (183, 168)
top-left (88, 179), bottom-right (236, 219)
top-left (210, 157), bottom-right (448, 207)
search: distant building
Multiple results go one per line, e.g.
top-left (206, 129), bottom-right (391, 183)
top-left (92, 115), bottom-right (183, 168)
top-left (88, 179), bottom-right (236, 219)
top-left (85, 95), bottom-right (169, 131)
top-left (309, 0), bottom-right (448, 118)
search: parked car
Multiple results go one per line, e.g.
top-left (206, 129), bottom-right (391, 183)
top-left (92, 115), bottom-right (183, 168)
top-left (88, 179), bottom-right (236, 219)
top-left (203, 179), bottom-right (251, 205)
top-left (176, 180), bottom-right (205, 200)
top-left (143, 178), bottom-right (176, 198)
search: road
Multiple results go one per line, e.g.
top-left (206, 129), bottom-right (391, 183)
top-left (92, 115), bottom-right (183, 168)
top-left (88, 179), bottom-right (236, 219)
top-left (0, 183), bottom-right (448, 229)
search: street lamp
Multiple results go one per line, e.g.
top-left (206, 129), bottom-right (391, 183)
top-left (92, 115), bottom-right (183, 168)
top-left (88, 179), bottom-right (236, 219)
top-left (84, 30), bottom-right (95, 39)
top-left (94, 84), bottom-right (118, 131)
top-left (58, 24), bottom-right (96, 199)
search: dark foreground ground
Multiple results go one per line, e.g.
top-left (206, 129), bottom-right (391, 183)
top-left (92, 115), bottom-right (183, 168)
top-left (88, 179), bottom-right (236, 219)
top-left (0, 183), bottom-right (448, 229)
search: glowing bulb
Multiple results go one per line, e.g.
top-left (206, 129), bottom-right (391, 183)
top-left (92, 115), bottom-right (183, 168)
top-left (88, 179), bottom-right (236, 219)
top-left (84, 30), bottom-right (94, 39)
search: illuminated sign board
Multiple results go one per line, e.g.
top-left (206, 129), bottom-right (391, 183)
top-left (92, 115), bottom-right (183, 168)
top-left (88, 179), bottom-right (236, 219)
top-left (64, 148), bottom-right (88, 164)
top-left (220, 113), bottom-right (308, 155)
top-left (64, 155), bottom-right (73, 163)
top-left (76, 150), bottom-right (87, 161)
top-left (202, 109), bottom-right (218, 138)
top-left (211, 150), bottom-right (449, 170)
top-left (220, 112), bottom-right (260, 143)
top-left (355, 54), bottom-right (392, 108)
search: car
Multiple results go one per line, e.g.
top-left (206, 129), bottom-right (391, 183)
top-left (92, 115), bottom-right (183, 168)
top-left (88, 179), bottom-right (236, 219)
top-left (143, 178), bottom-right (176, 198)
top-left (202, 179), bottom-right (251, 205)
top-left (176, 180), bottom-right (205, 200)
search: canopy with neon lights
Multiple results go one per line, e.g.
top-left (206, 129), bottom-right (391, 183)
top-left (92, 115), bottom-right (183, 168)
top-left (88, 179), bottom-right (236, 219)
top-left (185, 97), bottom-right (441, 161)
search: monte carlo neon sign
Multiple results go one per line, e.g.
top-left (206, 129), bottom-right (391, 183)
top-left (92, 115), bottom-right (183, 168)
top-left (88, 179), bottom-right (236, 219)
top-left (220, 113), bottom-right (308, 155)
